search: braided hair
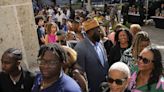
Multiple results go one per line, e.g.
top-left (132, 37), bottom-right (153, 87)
top-left (38, 43), bottom-right (67, 63)
top-left (132, 31), bottom-right (150, 60)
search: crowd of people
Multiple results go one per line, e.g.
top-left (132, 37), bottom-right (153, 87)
top-left (155, 3), bottom-right (164, 17)
top-left (0, 3), bottom-right (164, 92)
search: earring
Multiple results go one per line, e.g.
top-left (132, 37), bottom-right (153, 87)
top-left (18, 65), bottom-right (21, 71)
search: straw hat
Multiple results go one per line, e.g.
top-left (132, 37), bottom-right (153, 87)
top-left (82, 19), bottom-right (99, 32)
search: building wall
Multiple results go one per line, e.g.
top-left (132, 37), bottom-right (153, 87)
top-left (0, 0), bottom-right (39, 72)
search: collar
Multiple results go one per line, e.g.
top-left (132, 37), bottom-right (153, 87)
top-left (59, 69), bottom-right (63, 78)
top-left (9, 68), bottom-right (23, 85)
top-left (86, 37), bottom-right (99, 47)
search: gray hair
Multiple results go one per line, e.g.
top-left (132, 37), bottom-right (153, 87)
top-left (130, 24), bottom-right (141, 32)
top-left (4, 48), bottom-right (22, 61)
top-left (108, 62), bottom-right (131, 78)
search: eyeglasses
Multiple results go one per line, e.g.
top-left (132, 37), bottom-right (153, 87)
top-left (137, 56), bottom-right (152, 64)
top-left (37, 59), bottom-right (59, 67)
top-left (107, 77), bottom-right (127, 85)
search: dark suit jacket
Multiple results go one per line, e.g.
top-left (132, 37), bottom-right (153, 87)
top-left (75, 38), bottom-right (109, 92)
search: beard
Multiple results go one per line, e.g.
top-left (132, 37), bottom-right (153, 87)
top-left (92, 32), bottom-right (100, 42)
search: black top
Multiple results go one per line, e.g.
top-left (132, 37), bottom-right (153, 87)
top-left (108, 44), bottom-right (129, 68)
top-left (108, 88), bottom-right (131, 92)
top-left (103, 40), bottom-right (113, 61)
top-left (0, 70), bottom-right (35, 92)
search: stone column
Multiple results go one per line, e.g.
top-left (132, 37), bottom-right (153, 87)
top-left (86, 0), bottom-right (92, 12)
top-left (0, 0), bottom-right (39, 72)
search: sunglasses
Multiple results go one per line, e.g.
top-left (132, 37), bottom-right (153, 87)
top-left (107, 77), bottom-right (127, 85)
top-left (137, 56), bottom-right (152, 64)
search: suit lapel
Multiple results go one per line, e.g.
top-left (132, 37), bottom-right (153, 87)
top-left (84, 38), bottom-right (105, 67)
top-left (84, 39), bottom-right (99, 59)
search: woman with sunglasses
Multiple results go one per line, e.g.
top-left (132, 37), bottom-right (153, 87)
top-left (120, 31), bottom-right (150, 72)
top-left (107, 62), bottom-right (131, 92)
top-left (129, 46), bottom-right (164, 92)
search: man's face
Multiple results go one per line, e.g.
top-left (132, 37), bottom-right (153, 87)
top-left (1, 53), bottom-right (19, 74)
top-left (92, 27), bottom-right (101, 42)
top-left (39, 51), bottom-right (62, 79)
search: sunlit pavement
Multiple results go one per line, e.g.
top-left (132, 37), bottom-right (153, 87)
top-left (142, 25), bottom-right (164, 66)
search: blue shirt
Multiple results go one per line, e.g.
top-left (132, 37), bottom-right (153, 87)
top-left (94, 43), bottom-right (105, 66)
top-left (32, 72), bottom-right (81, 92)
top-left (89, 40), bottom-right (105, 67)
top-left (37, 26), bottom-right (45, 46)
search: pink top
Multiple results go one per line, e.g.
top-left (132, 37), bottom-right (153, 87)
top-left (107, 32), bottom-right (115, 45)
top-left (48, 34), bottom-right (56, 43)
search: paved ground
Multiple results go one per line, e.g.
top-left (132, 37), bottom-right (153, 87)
top-left (142, 25), bottom-right (164, 66)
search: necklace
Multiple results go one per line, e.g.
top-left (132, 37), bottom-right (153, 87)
top-left (9, 72), bottom-right (22, 85)
top-left (40, 80), bottom-right (55, 90)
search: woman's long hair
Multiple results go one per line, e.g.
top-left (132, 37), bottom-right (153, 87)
top-left (146, 46), bottom-right (163, 91)
top-left (132, 31), bottom-right (150, 60)
top-left (114, 28), bottom-right (133, 48)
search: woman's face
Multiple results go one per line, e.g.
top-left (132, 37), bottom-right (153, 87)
top-left (51, 25), bottom-right (57, 33)
top-left (139, 41), bottom-right (150, 52)
top-left (39, 51), bottom-right (61, 79)
top-left (118, 31), bottom-right (128, 44)
top-left (137, 49), bottom-right (154, 71)
top-left (108, 70), bottom-right (129, 92)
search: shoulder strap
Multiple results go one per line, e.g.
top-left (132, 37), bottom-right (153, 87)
top-left (156, 76), bottom-right (164, 90)
top-left (128, 72), bottom-right (137, 90)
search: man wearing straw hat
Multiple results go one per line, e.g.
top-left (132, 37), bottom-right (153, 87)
top-left (75, 19), bottom-right (109, 92)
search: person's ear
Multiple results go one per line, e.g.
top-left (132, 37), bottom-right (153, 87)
top-left (16, 61), bottom-right (21, 66)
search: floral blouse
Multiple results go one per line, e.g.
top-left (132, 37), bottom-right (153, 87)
top-left (120, 47), bottom-right (136, 72)
top-left (128, 71), bottom-right (164, 92)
